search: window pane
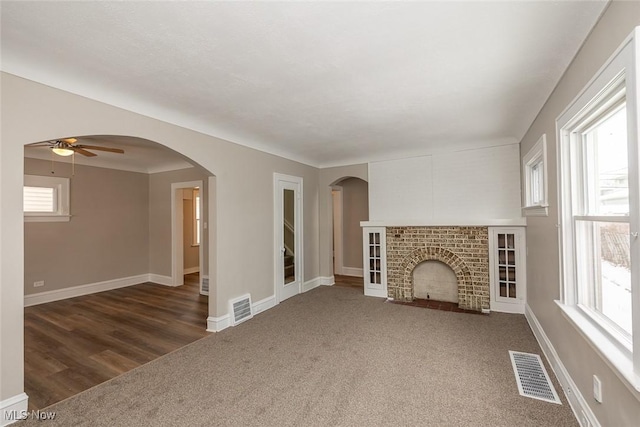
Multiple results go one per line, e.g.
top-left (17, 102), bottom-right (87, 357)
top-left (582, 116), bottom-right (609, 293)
top-left (530, 161), bottom-right (542, 204)
top-left (24, 186), bottom-right (56, 212)
top-left (575, 220), bottom-right (632, 335)
top-left (583, 106), bottom-right (628, 216)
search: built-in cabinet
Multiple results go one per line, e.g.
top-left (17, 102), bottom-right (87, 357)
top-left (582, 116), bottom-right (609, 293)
top-left (488, 227), bottom-right (526, 314)
top-left (362, 226), bottom-right (387, 298)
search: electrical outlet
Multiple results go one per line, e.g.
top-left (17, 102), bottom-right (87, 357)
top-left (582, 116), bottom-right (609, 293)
top-left (33, 280), bottom-right (45, 288)
top-left (593, 375), bottom-right (603, 403)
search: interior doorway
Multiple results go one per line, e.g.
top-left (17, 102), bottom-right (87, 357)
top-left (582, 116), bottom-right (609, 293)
top-left (171, 180), bottom-right (204, 292)
top-left (331, 177), bottom-right (369, 279)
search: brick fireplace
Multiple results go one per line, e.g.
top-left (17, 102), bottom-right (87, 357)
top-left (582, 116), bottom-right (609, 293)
top-left (386, 226), bottom-right (490, 312)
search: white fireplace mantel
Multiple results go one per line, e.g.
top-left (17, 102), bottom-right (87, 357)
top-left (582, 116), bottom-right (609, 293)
top-left (360, 218), bottom-right (527, 227)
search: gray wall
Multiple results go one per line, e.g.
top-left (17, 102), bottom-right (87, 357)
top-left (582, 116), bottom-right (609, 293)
top-left (339, 177), bottom-right (368, 270)
top-left (24, 158), bottom-right (149, 295)
top-left (519, 2), bottom-right (640, 425)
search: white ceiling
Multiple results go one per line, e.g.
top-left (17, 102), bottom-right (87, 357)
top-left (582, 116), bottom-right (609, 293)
top-left (2, 1), bottom-right (608, 168)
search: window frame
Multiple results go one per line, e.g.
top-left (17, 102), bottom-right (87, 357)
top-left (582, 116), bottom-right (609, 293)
top-left (23, 174), bottom-right (70, 222)
top-left (556, 31), bottom-right (640, 395)
top-left (522, 134), bottom-right (548, 216)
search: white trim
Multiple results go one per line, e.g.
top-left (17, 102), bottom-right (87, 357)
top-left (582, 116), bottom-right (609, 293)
top-left (1, 393), bottom-right (28, 426)
top-left (341, 267), bottom-right (363, 277)
top-left (302, 277), bottom-right (324, 292)
top-left (207, 314), bottom-right (230, 332)
top-left (252, 295), bottom-right (277, 315)
top-left (360, 219), bottom-right (527, 227)
top-left (148, 274), bottom-right (174, 287)
top-left (319, 275), bottom-right (335, 286)
top-left (522, 206), bottom-right (549, 217)
top-left (171, 181), bottom-right (203, 288)
top-left (24, 274), bottom-right (150, 307)
top-left (525, 305), bottom-right (601, 427)
top-left (183, 266), bottom-right (200, 275)
top-left (24, 214), bottom-right (71, 223)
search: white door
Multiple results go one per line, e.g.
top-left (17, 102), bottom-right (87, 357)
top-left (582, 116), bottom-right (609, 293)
top-left (362, 227), bottom-right (387, 298)
top-left (274, 174), bottom-right (303, 303)
top-left (489, 227), bottom-right (526, 313)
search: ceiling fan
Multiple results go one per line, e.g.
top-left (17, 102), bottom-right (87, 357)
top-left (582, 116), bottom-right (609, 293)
top-left (27, 137), bottom-right (125, 157)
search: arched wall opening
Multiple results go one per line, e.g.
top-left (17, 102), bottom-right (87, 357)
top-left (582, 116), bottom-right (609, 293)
top-left (21, 134), bottom-right (218, 409)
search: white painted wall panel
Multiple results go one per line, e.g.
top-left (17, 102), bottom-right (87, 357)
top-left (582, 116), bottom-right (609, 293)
top-left (432, 144), bottom-right (521, 220)
top-left (369, 144), bottom-right (521, 221)
top-left (369, 155), bottom-right (434, 221)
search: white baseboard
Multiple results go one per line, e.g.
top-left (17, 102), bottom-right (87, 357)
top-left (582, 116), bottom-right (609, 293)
top-left (303, 277), bottom-right (323, 292)
top-left (252, 295), bottom-right (276, 315)
top-left (525, 304), bottom-right (600, 427)
top-left (24, 274), bottom-right (150, 307)
top-left (320, 275), bottom-right (335, 286)
top-left (183, 267), bottom-right (200, 275)
top-left (490, 300), bottom-right (525, 314)
top-left (1, 393), bottom-right (28, 426)
top-left (341, 267), bottom-right (363, 277)
top-left (207, 314), bottom-right (230, 332)
top-left (148, 274), bottom-right (174, 287)
top-left (303, 276), bottom-right (335, 292)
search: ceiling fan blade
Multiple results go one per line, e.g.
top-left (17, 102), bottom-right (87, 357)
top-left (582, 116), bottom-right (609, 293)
top-left (26, 142), bottom-right (54, 147)
top-left (62, 138), bottom-right (78, 144)
top-left (77, 145), bottom-right (124, 154)
top-left (72, 147), bottom-right (97, 157)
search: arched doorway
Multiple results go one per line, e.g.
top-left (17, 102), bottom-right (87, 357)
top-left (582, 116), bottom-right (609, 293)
top-left (330, 177), bottom-right (369, 287)
top-left (22, 134), bottom-right (217, 409)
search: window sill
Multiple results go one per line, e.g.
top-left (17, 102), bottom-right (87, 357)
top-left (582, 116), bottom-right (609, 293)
top-left (555, 300), bottom-right (640, 400)
top-left (24, 214), bottom-right (71, 223)
top-left (522, 205), bottom-right (548, 217)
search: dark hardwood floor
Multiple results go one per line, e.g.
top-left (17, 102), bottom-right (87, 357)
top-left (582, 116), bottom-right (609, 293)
top-left (24, 273), bottom-right (209, 410)
top-left (334, 274), bottom-right (364, 288)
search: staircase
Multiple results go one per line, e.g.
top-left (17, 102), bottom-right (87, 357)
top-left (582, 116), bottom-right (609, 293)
top-left (284, 254), bottom-right (295, 280)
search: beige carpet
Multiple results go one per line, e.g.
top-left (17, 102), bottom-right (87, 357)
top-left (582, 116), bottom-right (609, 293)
top-left (23, 286), bottom-right (577, 426)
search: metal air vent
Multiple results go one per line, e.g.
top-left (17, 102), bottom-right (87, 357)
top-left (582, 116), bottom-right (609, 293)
top-left (229, 294), bottom-right (253, 326)
top-left (509, 351), bottom-right (561, 404)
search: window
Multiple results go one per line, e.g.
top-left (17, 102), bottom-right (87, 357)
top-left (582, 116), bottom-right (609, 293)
top-left (23, 175), bottom-right (70, 222)
top-left (192, 188), bottom-right (200, 246)
top-left (557, 32), bottom-right (639, 392)
top-left (522, 134), bottom-right (548, 216)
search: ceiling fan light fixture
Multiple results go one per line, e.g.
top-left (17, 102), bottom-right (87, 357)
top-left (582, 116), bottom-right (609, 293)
top-left (52, 147), bottom-right (74, 157)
